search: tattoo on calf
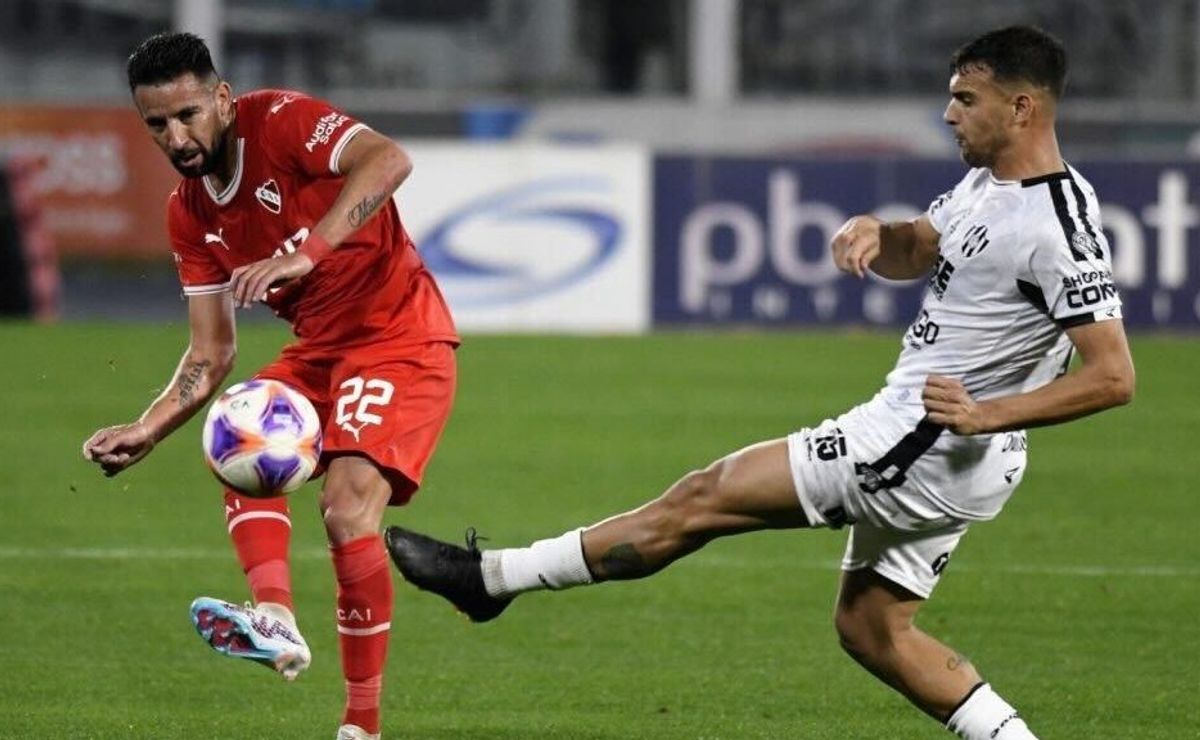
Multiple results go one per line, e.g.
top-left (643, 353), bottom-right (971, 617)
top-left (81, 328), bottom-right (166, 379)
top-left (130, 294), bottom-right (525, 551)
top-left (348, 192), bottom-right (388, 228)
top-left (947, 652), bottom-right (971, 671)
top-left (177, 360), bottom-right (211, 406)
top-left (599, 543), bottom-right (648, 580)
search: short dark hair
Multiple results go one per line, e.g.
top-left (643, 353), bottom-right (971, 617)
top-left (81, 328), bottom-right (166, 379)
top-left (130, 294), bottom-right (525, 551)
top-left (126, 32), bottom-right (219, 91)
top-left (951, 26), bottom-right (1067, 98)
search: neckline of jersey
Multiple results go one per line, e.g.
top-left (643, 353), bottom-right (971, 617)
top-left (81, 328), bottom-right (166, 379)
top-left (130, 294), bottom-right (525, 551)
top-left (988, 169), bottom-right (1071, 189)
top-left (203, 138), bottom-right (246, 206)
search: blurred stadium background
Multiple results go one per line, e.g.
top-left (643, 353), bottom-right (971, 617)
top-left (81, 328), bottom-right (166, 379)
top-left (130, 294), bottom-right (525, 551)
top-left (1, 1), bottom-right (1197, 738)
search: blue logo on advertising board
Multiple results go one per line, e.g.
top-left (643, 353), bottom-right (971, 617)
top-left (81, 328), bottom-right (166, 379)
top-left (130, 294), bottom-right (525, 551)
top-left (419, 177), bottom-right (621, 308)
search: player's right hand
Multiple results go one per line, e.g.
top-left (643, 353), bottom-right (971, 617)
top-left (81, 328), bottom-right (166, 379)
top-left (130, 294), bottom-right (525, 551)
top-left (831, 215), bottom-right (883, 278)
top-left (82, 422), bottom-right (156, 477)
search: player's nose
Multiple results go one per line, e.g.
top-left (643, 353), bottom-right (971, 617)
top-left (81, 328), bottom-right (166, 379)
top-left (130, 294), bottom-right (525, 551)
top-left (165, 120), bottom-right (189, 149)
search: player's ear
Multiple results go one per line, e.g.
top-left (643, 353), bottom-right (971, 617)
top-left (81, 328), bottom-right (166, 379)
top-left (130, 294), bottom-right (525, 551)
top-left (215, 80), bottom-right (234, 124)
top-left (1011, 92), bottom-right (1035, 126)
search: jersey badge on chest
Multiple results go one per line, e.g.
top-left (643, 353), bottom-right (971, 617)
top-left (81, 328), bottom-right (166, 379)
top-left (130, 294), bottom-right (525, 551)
top-left (255, 179), bottom-right (282, 214)
top-left (960, 224), bottom-right (990, 258)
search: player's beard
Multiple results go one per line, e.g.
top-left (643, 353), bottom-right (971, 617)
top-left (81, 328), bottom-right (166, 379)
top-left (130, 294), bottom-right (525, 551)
top-left (957, 129), bottom-right (1005, 169)
top-left (170, 131), bottom-right (227, 179)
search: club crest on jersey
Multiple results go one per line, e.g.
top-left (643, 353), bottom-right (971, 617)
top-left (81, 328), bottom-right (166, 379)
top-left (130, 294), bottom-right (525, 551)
top-left (255, 179), bottom-right (282, 214)
top-left (961, 224), bottom-right (990, 258)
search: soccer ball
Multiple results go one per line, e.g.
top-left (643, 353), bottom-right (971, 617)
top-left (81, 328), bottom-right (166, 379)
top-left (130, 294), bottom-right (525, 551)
top-left (202, 379), bottom-right (322, 498)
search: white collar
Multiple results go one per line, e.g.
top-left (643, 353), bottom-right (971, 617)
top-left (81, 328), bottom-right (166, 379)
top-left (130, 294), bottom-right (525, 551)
top-left (203, 138), bottom-right (245, 206)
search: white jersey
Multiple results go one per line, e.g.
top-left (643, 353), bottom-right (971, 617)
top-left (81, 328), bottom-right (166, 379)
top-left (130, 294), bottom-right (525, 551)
top-left (866, 165), bottom-right (1122, 520)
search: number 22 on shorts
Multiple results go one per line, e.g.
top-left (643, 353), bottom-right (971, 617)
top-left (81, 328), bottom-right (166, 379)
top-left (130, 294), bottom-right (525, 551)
top-left (335, 377), bottom-right (395, 441)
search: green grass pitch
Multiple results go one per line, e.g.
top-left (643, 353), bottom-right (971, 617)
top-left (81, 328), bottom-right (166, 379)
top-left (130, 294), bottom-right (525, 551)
top-left (0, 322), bottom-right (1196, 738)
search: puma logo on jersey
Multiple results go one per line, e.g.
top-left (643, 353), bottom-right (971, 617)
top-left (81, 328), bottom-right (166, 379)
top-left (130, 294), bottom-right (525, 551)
top-left (340, 420), bottom-right (368, 442)
top-left (204, 228), bottom-right (230, 250)
top-left (269, 95), bottom-right (297, 115)
top-left (255, 179), bottom-right (282, 214)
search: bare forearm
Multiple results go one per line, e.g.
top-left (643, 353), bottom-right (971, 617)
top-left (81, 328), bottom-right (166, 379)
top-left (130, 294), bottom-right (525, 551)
top-left (976, 362), bottom-right (1133, 433)
top-left (313, 144), bottom-right (410, 246)
top-left (870, 221), bottom-right (934, 280)
top-left (137, 348), bottom-right (234, 443)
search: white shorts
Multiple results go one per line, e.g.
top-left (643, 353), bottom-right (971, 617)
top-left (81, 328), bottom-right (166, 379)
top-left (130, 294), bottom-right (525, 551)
top-left (786, 393), bottom-right (1026, 598)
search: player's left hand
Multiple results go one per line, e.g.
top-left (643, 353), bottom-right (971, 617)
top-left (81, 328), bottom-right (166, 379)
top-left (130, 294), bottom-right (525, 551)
top-left (230, 252), bottom-right (314, 308)
top-left (922, 375), bottom-right (988, 435)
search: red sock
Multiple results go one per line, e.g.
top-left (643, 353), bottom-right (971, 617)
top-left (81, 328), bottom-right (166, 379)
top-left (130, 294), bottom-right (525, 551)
top-left (224, 489), bottom-right (293, 610)
top-left (331, 535), bottom-right (393, 734)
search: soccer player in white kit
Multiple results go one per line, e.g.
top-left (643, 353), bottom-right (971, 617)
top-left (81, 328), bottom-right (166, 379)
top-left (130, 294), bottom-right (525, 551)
top-left (384, 26), bottom-right (1135, 739)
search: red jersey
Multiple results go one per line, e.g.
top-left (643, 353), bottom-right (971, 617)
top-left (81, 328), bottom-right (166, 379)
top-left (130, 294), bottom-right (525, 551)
top-left (167, 89), bottom-right (458, 354)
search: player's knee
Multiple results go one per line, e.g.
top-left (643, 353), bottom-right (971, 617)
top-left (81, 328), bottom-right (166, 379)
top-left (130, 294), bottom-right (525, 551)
top-left (834, 604), bottom-right (892, 663)
top-left (834, 601), bottom-right (911, 664)
top-left (834, 605), bottom-right (872, 660)
top-left (659, 466), bottom-right (724, 534)
top-left (319, 472), bottom-right (388, 544)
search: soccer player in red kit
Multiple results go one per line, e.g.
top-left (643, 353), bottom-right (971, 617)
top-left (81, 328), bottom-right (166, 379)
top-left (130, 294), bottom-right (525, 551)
top-left (81, 33), bottom-right (457, 740)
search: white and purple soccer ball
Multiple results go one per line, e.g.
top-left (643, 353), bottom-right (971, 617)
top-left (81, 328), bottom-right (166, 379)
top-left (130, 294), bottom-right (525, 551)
top-left (202, 379), bottom-right (322, 498)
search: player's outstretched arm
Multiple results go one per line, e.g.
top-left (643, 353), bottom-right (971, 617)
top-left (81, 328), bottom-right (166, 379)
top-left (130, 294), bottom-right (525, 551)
top-left (229, 130), bottom-right (412, 308)
top-left (832, 214), bottom-right (941, 280)
top-left (922, 319), bottom-right (1135, 434)
top-left (82, 291), bottom-right (236, 476)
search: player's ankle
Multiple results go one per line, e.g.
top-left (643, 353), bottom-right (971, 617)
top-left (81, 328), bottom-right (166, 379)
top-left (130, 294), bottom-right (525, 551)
top-left (946, 682), bottom-right (1037, 739)
top-left (481, 529), bottom-right (593, 598)
top-left (256, 601), bottom-right (299, 629)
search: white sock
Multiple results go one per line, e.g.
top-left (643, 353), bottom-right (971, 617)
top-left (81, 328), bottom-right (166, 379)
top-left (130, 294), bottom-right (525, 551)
top-left (480, 529), bottom-right (593, 598)
top-left (946, 683), bottom-right (1037, 739)
top-left (256, 601), bottom-right (299, 631)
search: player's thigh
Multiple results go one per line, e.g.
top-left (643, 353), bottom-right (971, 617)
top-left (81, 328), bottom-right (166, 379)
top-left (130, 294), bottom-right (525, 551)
top-left (841, 518), bottom-right (970, 601)
top-left (327, 342), bottom-right (456, 505)
top-left (695, 438), bottom-right (809, 530)
top-left (253, 354), bottom-right (334, 420)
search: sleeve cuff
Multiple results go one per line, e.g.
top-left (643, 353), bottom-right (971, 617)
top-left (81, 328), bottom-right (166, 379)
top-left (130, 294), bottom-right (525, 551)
top-left (329, 122), bottom-right (369, 175)
top-left (182, 282), bottom-right (231, 296)
top-left (1057, 305), bottom-right (1122, 328)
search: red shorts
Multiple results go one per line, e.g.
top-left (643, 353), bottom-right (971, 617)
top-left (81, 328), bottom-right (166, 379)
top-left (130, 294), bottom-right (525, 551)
top-left (255, 341), bottom-right (456, 505)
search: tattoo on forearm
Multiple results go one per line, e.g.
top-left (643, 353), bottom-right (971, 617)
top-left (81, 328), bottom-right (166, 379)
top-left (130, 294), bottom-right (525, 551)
top-left (177, 360), bottom-right (211, 406)
top-left (598, 543), bottom-right (649, 580)
top-left (947, 652), bottom-right (971, 671)
top-left (348, 192), bottom-right (388, 228)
